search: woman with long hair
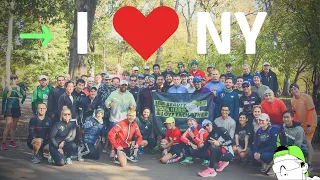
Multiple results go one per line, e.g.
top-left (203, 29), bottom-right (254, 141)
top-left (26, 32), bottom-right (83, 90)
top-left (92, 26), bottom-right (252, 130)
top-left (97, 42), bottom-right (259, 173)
top-left (49, 106), bottom-right (77, 166)
top-left (1, 74), bottom-right (26, 150)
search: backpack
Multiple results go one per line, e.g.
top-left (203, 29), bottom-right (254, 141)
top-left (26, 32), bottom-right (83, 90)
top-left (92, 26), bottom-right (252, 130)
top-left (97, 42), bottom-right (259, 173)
top-left (7, 86), bottom-right (21, 98)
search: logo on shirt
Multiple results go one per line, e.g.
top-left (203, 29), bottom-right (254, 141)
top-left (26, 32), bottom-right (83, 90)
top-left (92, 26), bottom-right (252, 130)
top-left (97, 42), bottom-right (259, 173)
top-left (220, 93), bottom-right (225, 98)
top-left (60, 126), bottom-right (65, 131)
top-left (46, 122), bottom-right (49, 126)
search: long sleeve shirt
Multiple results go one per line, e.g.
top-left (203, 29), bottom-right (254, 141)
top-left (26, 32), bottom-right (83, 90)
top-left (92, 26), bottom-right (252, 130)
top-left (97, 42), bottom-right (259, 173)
top-left (214, 116), bottom-right (236, 139)
top-left (167, 84), bottom-right (188, 93)
top-left (50, 121), bottom-right (76, 148)
top-left (105, 89), bottom-right (136, 123)
top-left (28, 116), bottom-right (52, 142)
top-left (203, 125), bottom-right (234, 155)
top-left (47, 87), bottom-right (65, 116)
top-left (82, 117), bottom-right (104, 144)
top-left (252, 126), bottom-right (278, 154)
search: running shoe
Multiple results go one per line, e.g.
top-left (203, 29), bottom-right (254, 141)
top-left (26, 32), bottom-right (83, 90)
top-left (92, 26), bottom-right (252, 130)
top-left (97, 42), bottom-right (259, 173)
top-left (267, 168), bottom-right (275, 176)
top-left (66, 157), bottom-right (73, 165)
top-left (31, 155), bottom-right (40, 164)
top-left (202, 160), bottom-right (210, 166)
top-left (110, 150), bottom-right (115, 158)
top-left (127, 155), bottom-right (138, 163)
top-left (216, 161), bottom-right (229, 172)
top-left (198, 167), bottom-right (217, 177)
top-left (9, 141), bottom-right (17, 148)
top-left (261, 164), bottom-right (272, 173)
top-left (1, 143), bottom-right (7, 150)
top-left (180, 157), bottom-right (193, 165)
top-left (37, 151), bottom-right (44, 160)
top-left (113, 156), bottom-right (120, 164)
top-left (48, 155), bottom-right (55, 164)
top-left (138, 146), bottom-right (144, 155)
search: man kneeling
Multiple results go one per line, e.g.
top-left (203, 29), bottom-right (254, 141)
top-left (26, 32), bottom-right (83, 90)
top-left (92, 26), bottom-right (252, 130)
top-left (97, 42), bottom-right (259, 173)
top-left (78, 108), bottom-right (104, 161)
top-left (108, 109), bottom-right (143, 167)
top-left (27, 103), bottom-right (51, 164)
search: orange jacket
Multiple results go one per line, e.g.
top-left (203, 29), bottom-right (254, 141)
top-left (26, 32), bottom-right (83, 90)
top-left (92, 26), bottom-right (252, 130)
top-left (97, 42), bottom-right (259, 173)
top-left (108, 119), bottom-right (143, 149)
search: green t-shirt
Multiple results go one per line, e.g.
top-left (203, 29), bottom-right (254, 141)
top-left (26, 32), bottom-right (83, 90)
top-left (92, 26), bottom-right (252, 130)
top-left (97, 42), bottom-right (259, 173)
top-left (32, 86), bottom-right (51, 109)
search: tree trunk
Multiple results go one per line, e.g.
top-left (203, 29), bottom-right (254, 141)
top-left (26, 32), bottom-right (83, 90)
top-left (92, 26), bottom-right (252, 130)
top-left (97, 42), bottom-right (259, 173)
top-left (174, 0), bottom-right (179, 12)
top-left (69, 0), bottom-right (98, 80)
top-left (187, 23), bottom-right (191, 44)
top-left (5, 1), bottom-right (14, 88)
top-left (281, 72), bottom-right (290, 97)
top-left (155, 47), bottom-right (163, 65)
top-left (293, 70), bottom-right (302, 83)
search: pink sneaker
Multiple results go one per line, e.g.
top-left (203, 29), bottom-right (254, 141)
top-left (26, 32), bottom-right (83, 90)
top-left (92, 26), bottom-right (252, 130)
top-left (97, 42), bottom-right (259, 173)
top-left (1, 143), bottom-right (7, 150)
top-left (198, 167), bottom-right (217, 177)
top-left (216, 161), bottom-right (229, 172)
top-left (9, 141), bottom-right (17, 148)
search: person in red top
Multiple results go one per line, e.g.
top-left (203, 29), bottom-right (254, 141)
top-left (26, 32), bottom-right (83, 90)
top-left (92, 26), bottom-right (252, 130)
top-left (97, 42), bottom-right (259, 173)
top-left (108, 109), bottom-right (143, 167)
top-left (261, 89), bottom-right (287, 129)
top-left (180, 115), bottom-right (210, 166)
top-left (189, 59), bottom-right (206, 79)
top-left (160, 117), bottom-right (183, 164)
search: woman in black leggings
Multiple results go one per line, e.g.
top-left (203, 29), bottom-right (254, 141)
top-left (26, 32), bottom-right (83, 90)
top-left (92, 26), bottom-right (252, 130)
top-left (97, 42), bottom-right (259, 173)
top-left (49, 106), bottom-right (76, 166)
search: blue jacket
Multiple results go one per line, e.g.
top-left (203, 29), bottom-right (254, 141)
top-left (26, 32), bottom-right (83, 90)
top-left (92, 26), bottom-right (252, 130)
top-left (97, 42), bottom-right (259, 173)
top-left (204, 81), bottom-right (225, 94)
top-left (168, 84), bottom-right (188, 93)
top-left (216, 89), bottom-right (239, 121)
top-left (242, 74), bottom-right (254, 85)
top-left (252, 126), bottom-right (278, 154)
top-left (82, 117), bottom-right (104, 144)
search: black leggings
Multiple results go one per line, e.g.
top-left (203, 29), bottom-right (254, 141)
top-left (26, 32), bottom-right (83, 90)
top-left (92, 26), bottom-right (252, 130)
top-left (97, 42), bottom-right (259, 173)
top-left (78, 143), bottom-right (100, 160)
top-left (49, 142), bottom-right (77, 166)
top-left (209, 146), bottom-right (234, 169)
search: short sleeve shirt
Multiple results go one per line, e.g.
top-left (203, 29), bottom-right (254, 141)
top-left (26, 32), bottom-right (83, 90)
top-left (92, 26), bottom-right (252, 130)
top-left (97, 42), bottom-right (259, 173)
top-left (165, 127), bottom-right (182, 144)
top-left (291, 93), bottom-right (317, 126)
top-left (235, 123), bottom-right (253, 145)
top-left (239, 92), bottom-right (261, 114)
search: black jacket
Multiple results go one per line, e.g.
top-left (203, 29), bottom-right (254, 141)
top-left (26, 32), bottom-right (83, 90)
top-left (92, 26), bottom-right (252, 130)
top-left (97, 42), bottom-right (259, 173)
top-left (260, 69), bottom-right (279, 95)
top-left (203, 124), bottom-right (233, 149)
top-left (79, 96), bottom-right (98, 120)
top-left (48, 87), bottom-right (65, 116)
top-left (58, 93), bottom-right (78, 120)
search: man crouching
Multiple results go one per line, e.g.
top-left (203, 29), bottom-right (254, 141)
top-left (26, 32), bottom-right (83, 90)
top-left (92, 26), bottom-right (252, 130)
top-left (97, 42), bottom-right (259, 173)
top-left (108, 109), bottom-right (143, 167)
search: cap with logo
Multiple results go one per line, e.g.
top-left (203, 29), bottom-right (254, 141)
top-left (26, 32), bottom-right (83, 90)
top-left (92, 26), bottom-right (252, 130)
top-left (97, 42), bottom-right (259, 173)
top-left (133, 67), bottom-right (139, 71)
top-left (89, 86), bottom-right (97, 91)
top-left (103, 75), bottom-right (111, 80)
top-left (144, 66), bottom-right (150, 70)
top-left (137, 74), bottom-right (145, 79)
top-left (242, 81), bottom-right (251, 87)
top-left (180, 72), bottom-right (188, 77)
top-left (190, 59), bottom-right (199, 66)
top-left (193, 76), bottom-right (202, 83)
top-left (253, 72), bottom-right (262, 80)
top-left (289, 83), bottom-right (299, 90)
top-left (263, 62), bottom-right (270, 66)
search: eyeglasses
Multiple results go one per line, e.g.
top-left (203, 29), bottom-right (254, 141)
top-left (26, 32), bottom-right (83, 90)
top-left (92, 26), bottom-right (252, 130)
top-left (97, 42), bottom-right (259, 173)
top-left (130, 80), bottom-right (137, 82)
top-left (178, 66), bottom-right (183, 68)
top-left (264, 92), bottom-right (272, 96)
top-left (258, 119), bottom-right (266, 122)
top-left (11, 78), bottom-right (17, 80)
top-left (283, 116), bottom-right (291, 119)
top-left (63, 113), bottom-right (71, 116)
top-left (134, 70), bottom-right (139, 72)
top-left (242, 86), bottom-right (249, 88)
top-left (204, 124), bottom-right (211, 128)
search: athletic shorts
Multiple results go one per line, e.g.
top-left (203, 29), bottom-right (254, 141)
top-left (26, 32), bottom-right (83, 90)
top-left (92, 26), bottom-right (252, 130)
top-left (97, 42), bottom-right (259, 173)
top-left (115, 148), bottom-right (131, 157)
top-left (5, 107), bottom-right (21, 118)
top-left (301, 125), bottom-right (316, 140)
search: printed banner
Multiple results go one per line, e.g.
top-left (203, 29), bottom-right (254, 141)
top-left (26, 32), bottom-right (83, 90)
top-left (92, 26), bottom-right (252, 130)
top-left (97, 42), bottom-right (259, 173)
top-left (152, 92), bottom-right (214, 136)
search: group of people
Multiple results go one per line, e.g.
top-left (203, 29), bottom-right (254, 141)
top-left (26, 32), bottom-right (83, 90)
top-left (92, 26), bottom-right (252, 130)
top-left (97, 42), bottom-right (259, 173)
top-left (0, 59), bottom-right (318, 178)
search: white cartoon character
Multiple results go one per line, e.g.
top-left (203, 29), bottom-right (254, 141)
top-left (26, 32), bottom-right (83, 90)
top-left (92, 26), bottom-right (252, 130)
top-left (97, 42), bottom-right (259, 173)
top-left (186, 101), bottom-right (201, 112)
top-left (273, 146), bottom-right (320, 180)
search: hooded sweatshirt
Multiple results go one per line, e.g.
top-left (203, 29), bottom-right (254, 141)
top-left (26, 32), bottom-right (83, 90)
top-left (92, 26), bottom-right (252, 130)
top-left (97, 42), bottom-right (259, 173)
top-left (280, 122), bottom-right (308, 154)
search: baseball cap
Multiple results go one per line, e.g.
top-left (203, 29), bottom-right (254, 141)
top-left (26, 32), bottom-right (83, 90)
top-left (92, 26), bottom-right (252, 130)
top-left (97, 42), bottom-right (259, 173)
top-left (253, 72), bottom-right (262, 80)
top-left (148, 75), bottom-right (155, 81)
top-left (225, 62), bottom-right (232, 67)
top-left (258, 113), bottom-right (270, 121)
top-left (144, 66), bottom-right (150, 70)
top-left (242, 81), bottom-right (251, 87)
top-left (164, 117), bottom-right (175, 124)
top-left (89, 86), bottom-right (97, 91)
top-left (180, 72), bottom-right (188, 77)
top-left (202, 119), bottom-right (212, 127)
top-left (289, 83), bottom-right (299, 90)
top-left (193, 76), bottom-right (202, 83)
top-left (137, 74), bottom-right (145, 79)
top-left (207, 64), bottom-right (215, 69)
top-left (95, 108), bottom-right (104, 116)
top-left (133, 67), bottom-right (139, 71)
top-left (263, 62), bottom-right (270, 66)
top-left (120, 80), bottom-right (128, 85)
top-left (39, 75), bottom-right (48, 81)
top-left (103, 75), bottom-right (111, 80)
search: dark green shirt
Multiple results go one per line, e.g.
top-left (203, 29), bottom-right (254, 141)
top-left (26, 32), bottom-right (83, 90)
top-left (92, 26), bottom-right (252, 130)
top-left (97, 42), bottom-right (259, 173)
top-left (2, 86), bottom-right (26, 113)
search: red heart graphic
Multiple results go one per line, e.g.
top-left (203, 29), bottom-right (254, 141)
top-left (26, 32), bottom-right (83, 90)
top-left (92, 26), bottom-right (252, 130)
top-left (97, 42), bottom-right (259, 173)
top-left (113, 6), bottom-right (179, 60)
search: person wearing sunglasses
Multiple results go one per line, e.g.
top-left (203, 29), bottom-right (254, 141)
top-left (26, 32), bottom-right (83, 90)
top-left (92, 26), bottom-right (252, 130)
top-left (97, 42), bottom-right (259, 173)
top-left (180, 115), bottom-right (210, 166)
top-left (290, 83), bottom-right (317, 172)
top-left (1, 74), bottom-right (26, 150)
top-left (198, 119), bottom-right (234, 177)
top-left (249, 113), bottom-right (278, 174)
top-left (193, 76), bottom-right (211, 93)
top-left (49, 106), bottom-right (77, 166)
top-left (27, 103), bottom-right (52, 164)
top-left (239, 81), bottom-right (261, 121)
top-left (128, 75), bottom-right (140, 103)
top-left (261, 89), bottom-right (287, 131)
top-left (252, 72), bottom-right (270, 100)
top-left (177, 62), bottom-right (188, 76)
